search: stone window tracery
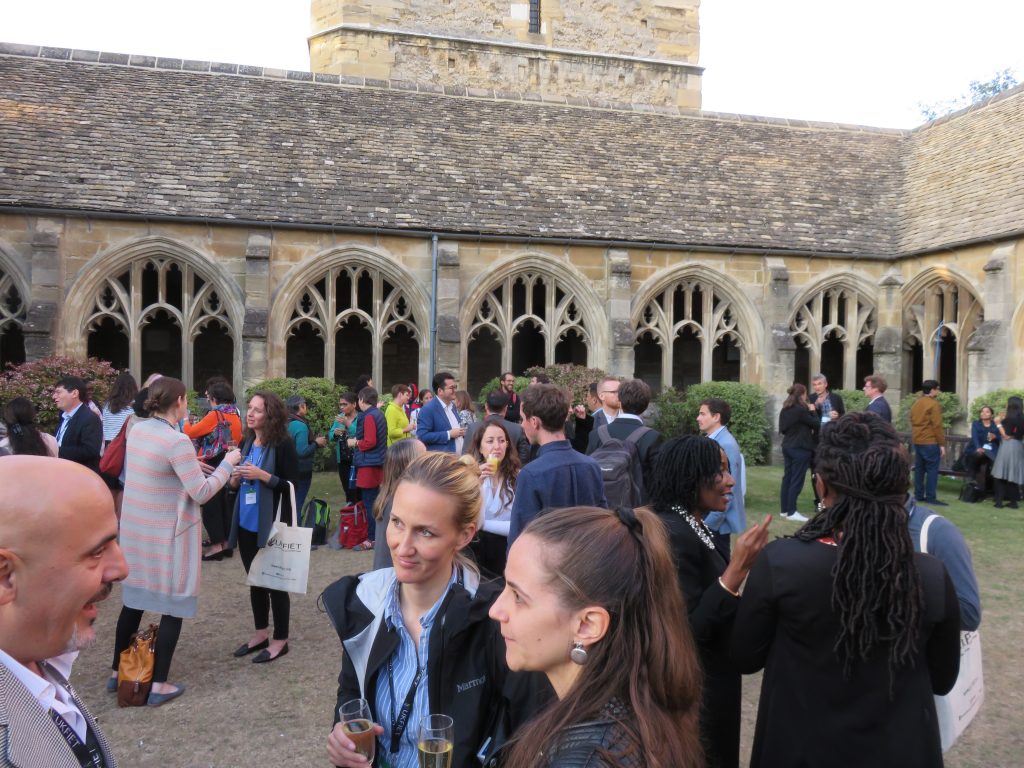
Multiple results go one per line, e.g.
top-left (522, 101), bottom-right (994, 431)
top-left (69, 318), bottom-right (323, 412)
top-left (0, 266), bottom-right (27, 368)
top-left (789, 286), bottom-right (876, 389)
top-left (903, 280), bottom-right (981, 395)
top-left (85, 257), bottom-right (234, 388)
top-left (284, 265), bottom-right (420, 389)
top-left (466, 272), bottom-right (589, 394)
top-left (633, 279), bottom-right (745, 389)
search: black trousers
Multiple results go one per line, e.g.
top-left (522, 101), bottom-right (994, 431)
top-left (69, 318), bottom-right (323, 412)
top-left (112, 607), bottom-right (182, 684)
top-left (336, 459), bottom-right (356, 504)
top-left (238, 527), bottom-right (290, 639)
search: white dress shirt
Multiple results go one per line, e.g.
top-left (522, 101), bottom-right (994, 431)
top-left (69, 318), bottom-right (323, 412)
top-left (0, 648), bottom-right (87, 740)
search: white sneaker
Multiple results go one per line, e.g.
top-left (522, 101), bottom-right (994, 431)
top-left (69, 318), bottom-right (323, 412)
top-left (783, 511), bottom-right (809, 522)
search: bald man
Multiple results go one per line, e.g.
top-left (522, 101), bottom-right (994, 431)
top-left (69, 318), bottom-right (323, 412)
top-left (0, 456), bottom-right (127, 768)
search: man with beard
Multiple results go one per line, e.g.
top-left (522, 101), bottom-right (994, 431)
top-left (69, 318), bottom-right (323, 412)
top-left (0, 456), bottom-right (128, 768)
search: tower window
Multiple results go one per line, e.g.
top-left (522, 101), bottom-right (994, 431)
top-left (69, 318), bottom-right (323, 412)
top-left (529, 0), bottom-right (541, 33)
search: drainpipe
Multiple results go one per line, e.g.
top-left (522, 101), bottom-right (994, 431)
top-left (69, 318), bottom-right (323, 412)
top-left (429, 233), bottom-right (439, 385)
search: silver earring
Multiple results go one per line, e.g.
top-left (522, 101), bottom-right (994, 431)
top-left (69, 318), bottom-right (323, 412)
top-left (570, 642), bottom-right (588, 665)
top-left (816, 500), bottom-right (826, 514)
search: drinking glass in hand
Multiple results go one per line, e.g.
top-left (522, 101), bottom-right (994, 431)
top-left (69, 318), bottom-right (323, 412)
top-left (417, 714), bottom-right (453, 768)
top-left (339, 698), bottom-right (376, 763)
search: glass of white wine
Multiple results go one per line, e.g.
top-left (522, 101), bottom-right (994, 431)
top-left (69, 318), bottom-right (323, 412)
top-left (417, 714), bottom-right (454, 768)
top-left (339, 698), bottom-right (376, 763)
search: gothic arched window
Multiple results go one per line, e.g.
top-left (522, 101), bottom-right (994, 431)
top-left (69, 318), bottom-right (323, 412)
top-left (903, 280), bottom-right (981, 395)
top-left (789, 286), bottom-right (876, 389)
top-left (466, 272), bottom-right (589, 394)
top-left (0, 266), bottom-right (27, 369)
top-left (284, 265), bottom-right (421, 391)
top-left (633, 279), bottom-right (746, 390)
top-left (85, 257), bottom-right (235, 388)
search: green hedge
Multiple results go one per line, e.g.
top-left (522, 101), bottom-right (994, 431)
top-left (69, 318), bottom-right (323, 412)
top-left (895, 390), bottom-right (964, 433)
top-left (651, 381), bottom-right (772, 464)
top-left (833, 388), bottom-right (869, 413)
top-left (245, 377), bottom-right (342, 470)
top-left (477, 375), bottom-right (530, 406)
top-left (968, 389), bottom-right (1024, 420)
top-left (0, 356), bottom-right (119, 432)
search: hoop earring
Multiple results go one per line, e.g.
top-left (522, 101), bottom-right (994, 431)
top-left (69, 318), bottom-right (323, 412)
top-left (570, 641), bottom-right (588, 666)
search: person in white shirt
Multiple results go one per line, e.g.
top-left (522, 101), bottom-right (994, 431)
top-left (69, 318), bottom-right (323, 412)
top-left (0, 455), bottom-right (127, 767)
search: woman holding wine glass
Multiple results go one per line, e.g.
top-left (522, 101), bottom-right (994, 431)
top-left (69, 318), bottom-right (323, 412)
top-left (323, 452), bottom-right (542, 768)
top-left (467, 416), bottom-right (521, 578)
top-left (490, 505), bottom-right (704, 768)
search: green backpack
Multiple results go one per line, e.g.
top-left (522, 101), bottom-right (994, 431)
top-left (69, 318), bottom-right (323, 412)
top-left (301, 498), bottom-right (331, 547)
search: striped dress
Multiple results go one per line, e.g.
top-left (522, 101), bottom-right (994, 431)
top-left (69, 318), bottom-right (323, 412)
top-left (119, 417), bottom-right (233, 617)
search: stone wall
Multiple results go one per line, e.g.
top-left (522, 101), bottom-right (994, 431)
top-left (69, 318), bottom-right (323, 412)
top-left (308, 0), bottom-right (702, 108)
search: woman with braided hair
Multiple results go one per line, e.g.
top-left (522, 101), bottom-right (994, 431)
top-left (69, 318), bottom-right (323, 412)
top-left (732, 412), bottom-right (961, 768)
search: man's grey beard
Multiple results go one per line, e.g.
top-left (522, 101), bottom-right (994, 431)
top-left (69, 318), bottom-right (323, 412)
top-left (61, 623), bottom-right (97, 655)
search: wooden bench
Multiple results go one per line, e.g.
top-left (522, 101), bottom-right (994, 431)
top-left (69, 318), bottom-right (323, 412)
top-left (897, 432), bottom-right (970, 478)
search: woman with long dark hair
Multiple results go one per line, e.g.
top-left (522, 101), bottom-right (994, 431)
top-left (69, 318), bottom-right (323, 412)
top-left (992, 396), bottom-right (1024, 508)
top-left (467, 416), bottom-right (520, 578)
top-left (646, 436), bottom-right (771, 768)
top-left (1, 397), bottom-right (58, 457)
top-left (111, 376), bottom-right (242, 704)
top-left (491, 505), bottom-right (704, 768)
top-left (732, 412), bottom-right (961, 767)
top-left (371, 437), bottom-right (426, 570)
top-left (102, 371), bottom-right (138, 445)
top-left (228, 391), bottom-right (299, 663)
top-left (778, 382), bottom-right (819, 521)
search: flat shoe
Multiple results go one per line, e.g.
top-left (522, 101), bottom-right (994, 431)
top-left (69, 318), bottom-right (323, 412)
top-left (106, 676), bottom-right (117, 693)
top-left (253, 644), bottom-right (289, 664)
top-left (147, 684), bottom-right (185, 707)
top-left (233, 639), bottom-right (269, 658)
top-left (202, 551), bottom-right (224, 561)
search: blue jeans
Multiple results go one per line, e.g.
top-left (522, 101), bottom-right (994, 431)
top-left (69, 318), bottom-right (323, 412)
top-left (914, 444), bottom-right (941, 501)
top-left (359, 486), bottom-right (379, 542)
top-left (781, 446), bottom-right (813, 514)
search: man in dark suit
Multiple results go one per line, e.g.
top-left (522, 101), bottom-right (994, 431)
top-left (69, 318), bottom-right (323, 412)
top-left (462, 390), bottom-right (530, 465)
top-left (415, 371), bottom-right (464, 453)
top-left (0, 456), bottom-right (127, 768)
top-left (500, 371), bottom-right (522, 424)
top-left (586, 378), bottom-right (661, 503)
top-left (863, 373), bottom-right (892, 423)
top-left (52, 375), bottom-right (103, 473)
top-left (810, 373), bottom-right (845, 426)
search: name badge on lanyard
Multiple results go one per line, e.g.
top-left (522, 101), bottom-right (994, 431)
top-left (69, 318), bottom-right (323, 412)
top-left (245, 489), bottom-right (258, 505)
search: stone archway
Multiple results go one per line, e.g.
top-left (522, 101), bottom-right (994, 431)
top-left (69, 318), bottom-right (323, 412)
top-left (268, 244), bottom-right (430, 390)
top-left (460, 253), bottom-right (606, 393)
top-left (631, 264), bottom-right (762, 390)
top-left (0, 244), bottom-right (29, 369)
top-left (64, 236), bottom-right (244, 392)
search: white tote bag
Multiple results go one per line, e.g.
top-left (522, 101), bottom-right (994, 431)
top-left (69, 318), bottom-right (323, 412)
top-left (246, 481), bottom-right (312, 595)
top-left (920, 515), bottom-right (984, 752)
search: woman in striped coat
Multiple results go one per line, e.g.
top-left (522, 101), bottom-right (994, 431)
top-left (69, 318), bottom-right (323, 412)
top-left (108, 376), bottom-right (242, 706)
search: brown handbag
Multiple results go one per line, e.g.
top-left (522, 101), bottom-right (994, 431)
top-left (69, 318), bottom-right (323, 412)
top-left (117, 623), bottom-right (158, 707)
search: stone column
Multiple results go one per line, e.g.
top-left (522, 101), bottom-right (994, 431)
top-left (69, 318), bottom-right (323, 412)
top-left (22, 219), bottom-right (62, 360)
top-left (966, 248), bottom-right (1013, 402)
top-left (875, 269), bottom-right (905, 410)
top-left (761, 258), bottom-right (794, 461)
top-left (242, 231), bottom-right (272, 392)
top-left (605, 249), bottom-right (634, 377)
top-left (434, 240), bottom-right (462, 381)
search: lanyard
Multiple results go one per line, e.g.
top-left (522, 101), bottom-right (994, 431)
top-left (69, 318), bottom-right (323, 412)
top-left (387, 656), bottom-right (422, 755)
top-left (49, 710), bottom-right (105, 768)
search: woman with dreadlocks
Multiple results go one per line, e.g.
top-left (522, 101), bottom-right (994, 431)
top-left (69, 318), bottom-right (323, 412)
top-left (732, 412), bottom-right (961, 768)
top-left (646, 435), bottom-right (772, 768)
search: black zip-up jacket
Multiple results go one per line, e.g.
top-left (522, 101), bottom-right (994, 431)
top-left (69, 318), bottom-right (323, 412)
top-left (321, 567), bottom-right (550, 768)
top-left (779, 404), bottom-right (820, 452)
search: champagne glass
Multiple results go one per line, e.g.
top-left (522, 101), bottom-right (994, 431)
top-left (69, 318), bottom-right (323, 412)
top-left (339, 698), bottom-right (376, 762)
top-left (417, 714), bottom-right (453, 768)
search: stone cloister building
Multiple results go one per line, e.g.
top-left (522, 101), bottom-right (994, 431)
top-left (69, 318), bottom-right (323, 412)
top-left (0, 0), bottom-right (1022, 418)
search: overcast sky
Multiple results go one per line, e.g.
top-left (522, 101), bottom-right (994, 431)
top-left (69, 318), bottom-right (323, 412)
top-left (4, 0), bottom-right (1022, 128)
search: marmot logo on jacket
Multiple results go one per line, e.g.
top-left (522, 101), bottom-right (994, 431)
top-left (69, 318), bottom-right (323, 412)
top-left (456, 675), bottom-right (486, 694)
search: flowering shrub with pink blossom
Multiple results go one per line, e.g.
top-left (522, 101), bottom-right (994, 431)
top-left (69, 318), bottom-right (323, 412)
top-left (0, 356), bottom-right (119, 431)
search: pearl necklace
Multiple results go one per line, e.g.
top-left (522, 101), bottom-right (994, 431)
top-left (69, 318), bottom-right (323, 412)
top-left (670, 505), bottom-right (717, 551)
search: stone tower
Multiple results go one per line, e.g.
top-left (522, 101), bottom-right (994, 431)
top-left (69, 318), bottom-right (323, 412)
top-left (308, 0), bottom-right (702, 109)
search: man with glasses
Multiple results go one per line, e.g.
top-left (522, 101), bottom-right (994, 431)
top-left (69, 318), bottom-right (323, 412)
top-left (595, 376), bottom-right (622, 428)
top-left (416, 371), bottom-right (465, 453)
top-left (500, 372), bottom-right (522, 423)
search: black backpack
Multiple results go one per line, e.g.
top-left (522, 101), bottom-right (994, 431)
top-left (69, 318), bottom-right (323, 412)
top-left (301, 497), bottom-right (331, 547)
top-left (590, 424), bottom-right (651, 509)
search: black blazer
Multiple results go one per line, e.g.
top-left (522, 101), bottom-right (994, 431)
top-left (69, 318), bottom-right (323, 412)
top-left (657, 510), bottom-right (741, 768)
top-left (55, 406), bottom-right (102, 472)
top-left (585, 418), bottom-right (662, 499)
top-left (732, 539), bottom-right (961, 768)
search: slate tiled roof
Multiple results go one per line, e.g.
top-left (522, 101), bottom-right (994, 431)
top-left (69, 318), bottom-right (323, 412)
top-left (2, 46), bottom-right (1016, 258)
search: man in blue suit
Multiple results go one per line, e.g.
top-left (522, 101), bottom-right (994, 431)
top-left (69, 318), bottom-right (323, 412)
top-left (416, 371), bottom-right (464, 452)
top-left (863, 374), bottom-right (893, 423)
top-left (696, 398), bottom-right (746, 555)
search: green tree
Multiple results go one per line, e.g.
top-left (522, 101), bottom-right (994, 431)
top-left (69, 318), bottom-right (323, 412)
top-left (919, 68), bottom-right (1019, 121)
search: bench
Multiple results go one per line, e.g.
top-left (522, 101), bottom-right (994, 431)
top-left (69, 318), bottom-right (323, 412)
top-left (897, 433), bottom-right (970, 478)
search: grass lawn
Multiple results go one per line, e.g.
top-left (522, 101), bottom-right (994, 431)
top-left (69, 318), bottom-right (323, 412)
top-left (742, 465), bottom-right (1023, 767)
